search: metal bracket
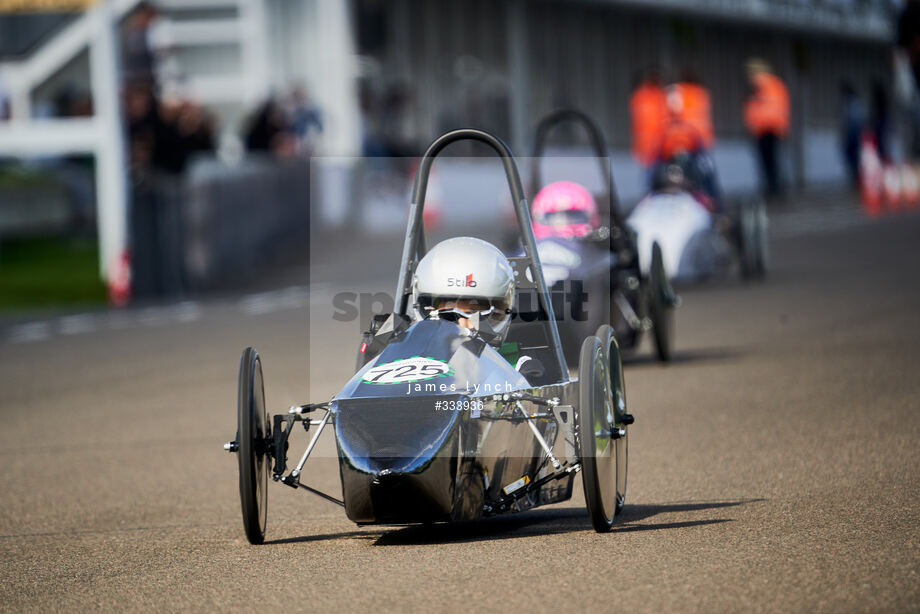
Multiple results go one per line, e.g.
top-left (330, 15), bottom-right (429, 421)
top-left (552, 404), bottom-right (578, 465)
top-left (276, 408), bottom-right (345, 507)
top-left (496, 391), bottom-right (560, 407)
top-left (515, 401), bottom-right (562, 471)
top-left (614, 291), bottom-right (642, 330)
top-left (289, 410), bottom-right (331, 481)
top-left (288, 402), bottom-right (327, 415)
top-left (270, 404), bottom-right (329, 478)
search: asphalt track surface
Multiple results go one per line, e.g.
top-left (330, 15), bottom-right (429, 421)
top-left (1, 203), bottom-right (919, 612)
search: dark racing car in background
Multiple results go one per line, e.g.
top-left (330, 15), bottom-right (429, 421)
top-left (524, 108), bottom-right (677, 362)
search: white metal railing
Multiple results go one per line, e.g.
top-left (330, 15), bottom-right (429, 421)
top-left (0, 0), bottom-right (141, 120)
top-left (0, 0), bottom-right (271, 290)
top-left (0, 2), bottom-right (128, 287)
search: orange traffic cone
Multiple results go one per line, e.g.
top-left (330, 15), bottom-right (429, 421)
top-left (107, 250), bottom-right (132, 307)
top-left (901, 164), bottom-right (920, 209)
top-left (859, 136), bottom-right (883, 217)
top-left (882, 163), bottom-right (901, 211)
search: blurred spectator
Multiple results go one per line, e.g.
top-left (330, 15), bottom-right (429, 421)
top-left (286, 85), bottom-right (323, 155)
top-left (245, 99), bottom-right (297, 158)
top-left (659, 71), bottom-right (722, 210)
top-left (125, 81), bottom-right (159, 171)
top-left (660, 95), bottom-right (705, 161)
top-left (176, 101), bottom-right (216, 154)
top-left (52, 84), bottom-right (93, 118)
top-left (121, 0), bottom-right (217, 176)
top-left (0, 74), bottom-right (11, 120)
top-left (898, 0), bottom-right (920, 91)
top-left (870, 81), bottom-right (892, 163)
top-left (381, 82), bottom-right (421, 158)
top-left (671, 69), bottom-right (715, 150)
top-left (122, 2), bottom-right (159, 89)
top-left (744, 58), bottom-right (789, 200)
top-left (124, 81), bottom-right (216, 175)
top-left (156, 98), bottom-right (190, 173)
top-left (359, 83), bottom-right (388, 157)
top-left (629, 67), bottom-right (667, 168)
top-left (897, 0), bottom-right (920, 159)
top-left (840, 82), bottom-right (866, 188)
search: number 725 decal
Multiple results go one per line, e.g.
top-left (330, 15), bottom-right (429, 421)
top-left (361, 356), bottom-right (453, 385)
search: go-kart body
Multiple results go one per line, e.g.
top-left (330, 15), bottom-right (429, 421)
top-left (517, 236), bottom-right (614, 364)
top-left (527, 109), bottom-right (677, 362)
top-left (338, 318), bottom-right (575, 523)
top-left (627, 189), bottom-right (733, 282)
top-left (226, 129), bottom-right (632, 543)
top-left (628, 155), bottom-right (768, 282)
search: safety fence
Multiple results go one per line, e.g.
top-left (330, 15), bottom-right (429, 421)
top-left (130, 156), bottom-right (310, 298)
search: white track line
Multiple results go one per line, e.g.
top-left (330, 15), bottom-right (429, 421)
top-left (3, 301), bottom-right (205, 344)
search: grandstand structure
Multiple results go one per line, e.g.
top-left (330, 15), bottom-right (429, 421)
top-left (0, 0), bottom-right (897, 285)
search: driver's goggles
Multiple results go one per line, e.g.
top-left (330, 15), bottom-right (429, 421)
top-left (431, 297), bottom-right (494, 313)
top-left (535, 209), bottom-right (591, 227)
top-left (434, 306), bottom-right (496, 322)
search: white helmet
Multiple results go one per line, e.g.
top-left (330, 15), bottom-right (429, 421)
top-left (412, 237), bottom-right (515, 345)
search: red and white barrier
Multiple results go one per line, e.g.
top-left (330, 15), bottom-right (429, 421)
top-left (901, 164), bottom-right (920, 209)
top-left (883, 164), bottom-right (901, 210)
top-left (859, 136), bottom-right (883, 217)
top-left (107, 250), bottom-right (132, 308)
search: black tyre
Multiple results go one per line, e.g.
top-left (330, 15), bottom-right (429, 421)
top-left (649, 242), bottom-right (674, 362)
top-left (753, 197), bottom-right (769, 277)
top-left (595, 325), bottom-right (629, 515)
top-left (238, 347), bottom-right (270, 544)
top-left (578, 336), bottom-right (619, 532)
top-left (738, 197), bottom-right (766, 280)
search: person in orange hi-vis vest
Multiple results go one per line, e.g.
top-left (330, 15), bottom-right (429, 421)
top-left (671, 69), bottom-right (715, 150)
top-left (744, 58), bottom-right (790, 199)
top-left (659, 113), bottom-right (705, 161)
top-left (629, 68), bottom-right (668, 168)
top-left (659, 73), bottom-right (724, 211)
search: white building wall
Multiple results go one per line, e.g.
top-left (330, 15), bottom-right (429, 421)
top-left (350, 0), bottom-right (891, 197)
top-left (265, 0), bottom-right (361, 156)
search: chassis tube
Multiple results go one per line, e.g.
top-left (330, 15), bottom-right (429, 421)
top-left (394, 129), bottom-right (568, 379)
top-left (290, 411), bottom-right (330, 479)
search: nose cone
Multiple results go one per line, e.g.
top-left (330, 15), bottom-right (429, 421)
top-left (363, 461), bottom-right (456, 523)
top-left (335, 396), bottom-right (462, 523)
